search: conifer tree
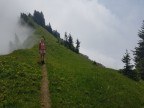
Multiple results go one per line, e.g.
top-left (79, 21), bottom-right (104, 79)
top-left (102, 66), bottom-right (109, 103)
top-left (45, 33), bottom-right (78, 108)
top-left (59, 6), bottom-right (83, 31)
top-left (134, 21), bottom-right (144, 80)
top-left (122, 50), bottom-right (133, 77)
top-left (45, 23), bottom-right (52, 34)
top-left (64, 32), bottom-right (68, 47)
top-left (33, 10), bottom-right (45, 27)
top-left (68, 34), bottom-right (73, 49)
top-left (76, 39), bottom-right (80, 53)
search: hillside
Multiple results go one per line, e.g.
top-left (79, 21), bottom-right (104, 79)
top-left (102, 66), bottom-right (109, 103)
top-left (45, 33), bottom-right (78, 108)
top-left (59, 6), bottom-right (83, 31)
top-left (1, 25), bottom-right (144, 108)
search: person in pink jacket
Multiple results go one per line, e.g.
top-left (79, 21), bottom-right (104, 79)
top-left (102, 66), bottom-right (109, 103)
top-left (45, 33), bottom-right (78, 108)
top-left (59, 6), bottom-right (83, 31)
top-left (39, 38), bottom-right (46, 64)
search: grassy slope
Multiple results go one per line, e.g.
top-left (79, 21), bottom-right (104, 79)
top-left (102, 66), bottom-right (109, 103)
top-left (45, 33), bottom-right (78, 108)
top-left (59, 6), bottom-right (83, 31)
top-left (39, 27), bottom-right (144, 108)
top-left (1, 26), bottom-right (144, 108)
top-left (0, 30), bottom-right (41, 107)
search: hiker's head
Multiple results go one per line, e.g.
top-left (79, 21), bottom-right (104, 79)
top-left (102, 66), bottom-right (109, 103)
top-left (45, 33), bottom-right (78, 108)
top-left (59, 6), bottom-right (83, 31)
top-left (41, 38), bottom-right (44, 42)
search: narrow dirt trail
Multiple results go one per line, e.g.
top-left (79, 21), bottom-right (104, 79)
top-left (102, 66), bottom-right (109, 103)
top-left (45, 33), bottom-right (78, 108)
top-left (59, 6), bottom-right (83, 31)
top-left (41, 64), bottom-right (51, 108)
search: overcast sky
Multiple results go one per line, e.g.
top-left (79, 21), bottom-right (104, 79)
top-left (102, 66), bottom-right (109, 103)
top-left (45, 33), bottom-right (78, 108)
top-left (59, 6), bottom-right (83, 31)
top-left (0, 0), bottom-right (144, 69)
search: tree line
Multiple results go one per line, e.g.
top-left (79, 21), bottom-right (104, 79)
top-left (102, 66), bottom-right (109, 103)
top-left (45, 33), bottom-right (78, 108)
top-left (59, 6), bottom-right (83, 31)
top-left (63, 32), bottom-right (80, 53)
top-left (20, 10), bottom-right (80, 53)
top-left (20, 11), bottom-right (60, 39)
top-left (121, 21), bottom-right (144, 81)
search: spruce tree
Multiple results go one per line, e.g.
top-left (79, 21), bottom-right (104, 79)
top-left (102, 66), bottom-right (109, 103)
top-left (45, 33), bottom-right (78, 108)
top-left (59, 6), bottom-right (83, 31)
top-left (68, 35), bottom-right (72, 47)
top-left (76, 39), bottom-right (80, 53)
top-left (64, 32), bottom-right (68, 47)
top-left (47, 23), bottom-right (53, 34)
top-left (134, 21), bottom-right (144, 80)
top-left (68, 34), bottom-right (73, 49)
top-left (64, 32), bottom-right (68, 42)
top-left (122, 50), bottom-right (133, 77)
top-left (33, 10), bottom-right (45, 27)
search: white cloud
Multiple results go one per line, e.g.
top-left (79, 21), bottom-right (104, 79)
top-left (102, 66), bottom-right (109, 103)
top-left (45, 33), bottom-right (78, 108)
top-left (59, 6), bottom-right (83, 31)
top-left (0, 0), bottom-right (34, 54)
top-left (80, 47), bottom-right (125, 69)
top-left (0, 0), bottom-right (143, 69)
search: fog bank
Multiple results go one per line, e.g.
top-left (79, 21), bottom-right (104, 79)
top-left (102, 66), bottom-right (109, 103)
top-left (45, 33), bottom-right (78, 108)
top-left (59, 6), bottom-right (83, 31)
top-left (0, 0), bottom-right (36, 55)
top-left (0, 16), bottom-right (35, 55)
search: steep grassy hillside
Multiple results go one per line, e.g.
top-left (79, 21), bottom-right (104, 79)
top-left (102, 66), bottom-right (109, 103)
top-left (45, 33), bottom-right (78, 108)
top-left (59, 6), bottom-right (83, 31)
top-left (37, 27), bottom-right (144, 108)
top-left (1, 25), bottom-right (144, 108)
top-left (0, 45), bottom-right (41, 107)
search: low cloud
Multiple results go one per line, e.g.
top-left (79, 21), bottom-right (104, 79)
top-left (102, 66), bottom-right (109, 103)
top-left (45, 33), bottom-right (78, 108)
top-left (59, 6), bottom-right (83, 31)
top-left (0, 0), bottom-right (35, 55)
top-left (9, 20), bottom-right (35, 53)
top-left (80, 47), bottom-right (124, 69)
top-left (0, 0), bottom-right (143, 69)
top-left (0, 16), bottom-right (35, 55)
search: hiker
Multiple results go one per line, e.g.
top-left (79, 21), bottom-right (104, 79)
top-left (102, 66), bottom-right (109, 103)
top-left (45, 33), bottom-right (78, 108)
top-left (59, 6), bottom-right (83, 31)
top-left (39, 38), bottom-right (46, 64)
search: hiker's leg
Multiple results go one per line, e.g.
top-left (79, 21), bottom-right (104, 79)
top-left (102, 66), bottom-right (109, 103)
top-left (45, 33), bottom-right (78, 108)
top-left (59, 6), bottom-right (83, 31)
top-left (43, 53), bottom-right (45, 63)
top-left (39, 50), bottom-right (42, 62)
top-left (40, 53), bottom-right (44, 64)
top-left (40, 50), bottom-right (45, 64)
top-left (40, 53), bottom-right (43, 63)
top-left (39, 54), bottom-right (41, 62)
top-left (42, 54), bottom-right (43, 62)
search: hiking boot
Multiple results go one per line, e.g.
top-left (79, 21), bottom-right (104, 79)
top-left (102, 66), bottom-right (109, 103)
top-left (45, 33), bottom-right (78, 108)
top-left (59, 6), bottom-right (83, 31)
top-left (41, 61), bottom-right (45, 64)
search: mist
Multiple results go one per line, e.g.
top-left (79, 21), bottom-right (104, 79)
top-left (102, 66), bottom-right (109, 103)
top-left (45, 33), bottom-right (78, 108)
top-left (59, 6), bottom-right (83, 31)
top-left (0, 0), bottom-right (36, 55)
top-left (0, 18), bottom-right (35, 55)
top-left (9, 19), bottom-right (36, 53)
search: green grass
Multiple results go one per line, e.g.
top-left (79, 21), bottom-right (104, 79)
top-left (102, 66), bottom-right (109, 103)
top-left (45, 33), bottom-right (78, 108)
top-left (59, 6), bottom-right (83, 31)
top-left (42, 29), bottom-right (144, 108)
top-left (36, 27), bottom-right (144, 108)
top-left (1, 25), bottom-right (144, 108)
top-left (0, 33), bottom-right (42, 107)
